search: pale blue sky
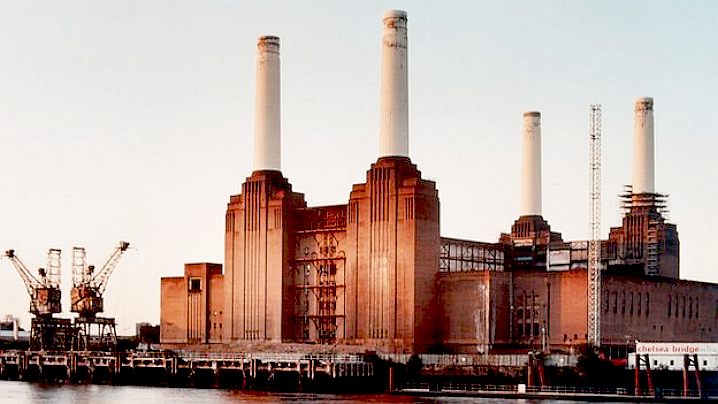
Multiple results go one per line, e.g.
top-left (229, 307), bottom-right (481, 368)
top-left (1, 1), bottom-right (716, 333)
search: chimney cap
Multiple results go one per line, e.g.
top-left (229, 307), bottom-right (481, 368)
top-left (258, 35), bottom-right (280, 46)
top-left (635, 96), bottom-right (654, 110)
top-left (523, 111), bottom-right (541, 118)
top-left (383, 9), bottom-right (407, 20)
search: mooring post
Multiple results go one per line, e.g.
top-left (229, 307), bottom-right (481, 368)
top-left (526, 355), bottom-right (533, 388)
top-left (634, 354), bottom-right (641, 396)
top-left (683, 354), bottom-right (689, 397)
top-left (388, 366), bottom-right (395, 391)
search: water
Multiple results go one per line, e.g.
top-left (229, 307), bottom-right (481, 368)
top-left (0, 381), bottom-right (584, 403)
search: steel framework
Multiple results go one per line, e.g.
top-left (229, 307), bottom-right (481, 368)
top-left (70, 241), bottom-right (130, 351)
top-left (291, 231), bottom-right (345, 344)
top-left (439, 238), bottom-right (505, 273)
top-left (588, 104), bottom-right (602, 347)
top-left (4, 248), bottom-right (69, 350)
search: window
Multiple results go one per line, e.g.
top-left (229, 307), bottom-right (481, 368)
top-left (630, 292), bottom-right (634, 316)
top-left (621, 291), bottom-right (626, 315)
top-left (638, 293), bottom-right (642, 316)
top-left (646, 293), bottom-right (650, 316)
top-left (613, 291), bottom-right (618, 314)
top-left (668, 295), bottom-right (672, 317)
top-left (189, 278), bottom-right (202, 292)
top-left (689, 297), bottom-right (693, 319)
top-left (682, 296), bottom-right (686, 318)
top-left (604, 290), bottom-right (610, 313)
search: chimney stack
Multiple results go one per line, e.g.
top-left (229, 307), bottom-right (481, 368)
top-left (632, 97), bottom-right (655, 194)
top-left (253, 35), bottom-right (281, 172)
top-left (521, 112), bottom-right (542, 216)
top-left (379, 10), bottom-right (409, 158)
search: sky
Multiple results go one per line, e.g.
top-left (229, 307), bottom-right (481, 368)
top-left (1, 1), bottom-right (717, 335)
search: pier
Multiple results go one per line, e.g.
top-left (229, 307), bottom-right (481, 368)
top-left (0, 350), bottom-right (375, 389)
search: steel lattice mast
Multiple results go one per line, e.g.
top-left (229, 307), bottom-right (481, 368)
top-left (588, 104), bottom-right (602, 347)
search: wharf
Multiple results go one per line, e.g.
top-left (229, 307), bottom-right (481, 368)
top-left (0, 350), bottom-right (375, 388)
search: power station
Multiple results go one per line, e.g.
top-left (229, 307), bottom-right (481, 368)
top-left (160, 10), bottom-right (718, 355)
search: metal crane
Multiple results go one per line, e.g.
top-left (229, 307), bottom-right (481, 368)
top-left (3, 248), bottom-right (72, 351)
top-left (4, 248), bottom-right (62, 316)
top-left (70, 241), bottom-right (130, 318)
top-left (70, 241), bottom-right (130, 351)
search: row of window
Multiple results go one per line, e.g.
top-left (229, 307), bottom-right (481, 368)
top-left (603, 290), bottom-right (650, 317)
top-left (604, 290), bottom-right (713, 322)
top-left (667, 295), bottom-right (700, 319)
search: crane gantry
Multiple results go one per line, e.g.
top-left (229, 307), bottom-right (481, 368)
top-left (4, 248), bottom-right (72, 351)
top-left (70, 241), bottom-right (130, 351)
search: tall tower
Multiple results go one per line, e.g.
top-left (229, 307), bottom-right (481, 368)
top-left (521, 112), bottom-right (542, 216)
top-left (504, 112), bottom-right (562, 270)
top-left (344, 10), bottom-right (440, 352)
top-left (607, 97), bottom-right (679, 278)
top-left (588, 104), bottom-right (602, 347)
top-left (224, 36), bottom-right (306, 342)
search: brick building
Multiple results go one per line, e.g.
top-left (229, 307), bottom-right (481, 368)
top-left (160, 10), bottom-right (718, 354)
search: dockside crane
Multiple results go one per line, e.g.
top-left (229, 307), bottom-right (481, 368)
top-left (3, 248), bottom-right (72, 351)
top-left (70, 241), bottom-right (130, 351)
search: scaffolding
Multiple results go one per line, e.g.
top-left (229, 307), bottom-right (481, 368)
top-left (588, 104), bottom-right (602, 347)
top-left (291, 231), bottom-right (345, 344)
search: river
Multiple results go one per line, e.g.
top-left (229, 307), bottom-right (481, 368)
top-left (0, 381), bottom-right (587, 403)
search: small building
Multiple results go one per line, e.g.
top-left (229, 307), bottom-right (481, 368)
top-left (160, 263), bottom-right (223, 344)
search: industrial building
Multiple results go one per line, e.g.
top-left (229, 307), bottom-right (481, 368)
top-left (160, 10), bottom-right (718, 354)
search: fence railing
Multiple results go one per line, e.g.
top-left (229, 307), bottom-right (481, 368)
top-left (397, 382), bottom-right (717, 398)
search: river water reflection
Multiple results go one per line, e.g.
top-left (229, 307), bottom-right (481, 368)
top-left (0, 381), bottom-right (586, 403)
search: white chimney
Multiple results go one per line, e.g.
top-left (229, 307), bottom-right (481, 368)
top-left (253, 35), bottom-right (281, 172)
top-left (632, 97), bottom-right (655, 194)
top-left (379, 10), bottom-right (409, 158)
top-left (521, 112), bottom-right (542, 216)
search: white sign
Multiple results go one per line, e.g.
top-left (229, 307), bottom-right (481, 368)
top-left (549, 250), bottom-right (570, 266)
top-left (636, 342), bottom-right (718, 355)
top-left (513, 238), bottom-right (534, 247)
